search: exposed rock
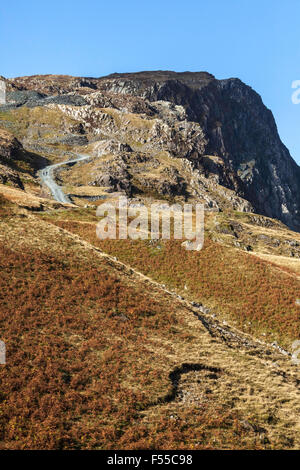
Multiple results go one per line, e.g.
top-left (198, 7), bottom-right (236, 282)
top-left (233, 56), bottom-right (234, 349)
top-left (3, 71), bottom-right (300, 232)
top-left (255, 234), bottom-right (280, 247)
top-left (95, 71), bottom-right (300, 231)
top-left (245, 214), bottom-right (284, 229)
top-left (0, 163), bottom-right (24, 189)
top-left (215, 221), bottom-right (243, 237)
top-left (0, 128), bottom-right (23, 160)
top-left (0, 128), bottom-right (48, 189)
top-left (2, 90), bottom-right (88, 108)
top-left (6, 74), bottom-right (99, 95)
top-left (44, 134), bottom-right (88, 146)
top-left (137, 174), bottom-right (186, 198)
top-left (91, 139), bottom-right (132, 158)
top-left (89, 157), bottom-right (132, 196)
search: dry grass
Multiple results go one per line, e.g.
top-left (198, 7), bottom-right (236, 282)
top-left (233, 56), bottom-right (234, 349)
top-left (42, 215), bottom-right (300, 347)
top-left (0, 198), bottom-right (299, 449)
top-left (100, 108), bottom-right (155, 131)
top-left (250, 252), bottom-right (300, 277)
top-left (0, 184), bottom-right (73, 211)
top-left (0, 107), bottom-right (78, 141)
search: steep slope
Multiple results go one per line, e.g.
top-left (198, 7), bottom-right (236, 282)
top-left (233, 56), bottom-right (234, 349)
top-left (4, 71), bottom-right (299, 231)
top-left (96, 71), bottom-right (300, 231)
top-left (0, 195), bottom-right (299, 449)
top-left (41, 207), bottom-right (300, 347)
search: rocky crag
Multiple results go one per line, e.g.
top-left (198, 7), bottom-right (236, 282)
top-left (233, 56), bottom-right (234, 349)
top-left (1, 71), bottom-right (300, 230)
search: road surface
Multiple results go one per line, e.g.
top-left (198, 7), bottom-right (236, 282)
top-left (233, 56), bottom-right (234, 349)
top-left (39, 154), bottom-right (91, 204)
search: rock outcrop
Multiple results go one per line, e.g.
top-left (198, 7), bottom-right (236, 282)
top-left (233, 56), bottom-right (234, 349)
top-left (96, 71), bottom-right (300, 231)
top-left (0, 129), bottom-right (25, 188)
top-left (0, 128), bottom-right (48, 189)
top-left (2, 71), bottom-right (300, 231)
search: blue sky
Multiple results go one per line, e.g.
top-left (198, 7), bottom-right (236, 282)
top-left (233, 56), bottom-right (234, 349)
top-left (1, 0), bottom-right (300, 162)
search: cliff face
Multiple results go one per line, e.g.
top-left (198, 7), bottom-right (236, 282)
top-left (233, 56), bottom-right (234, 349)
top-left (96, 72), bottom-right (300, 231)
top-left (0, 129), bottom-right (25, 188)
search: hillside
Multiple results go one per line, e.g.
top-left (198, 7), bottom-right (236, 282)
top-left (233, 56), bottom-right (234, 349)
top-left (0, 71), bottom-right (299, 450)
top-left (0, 194), bottom-right (299, 449)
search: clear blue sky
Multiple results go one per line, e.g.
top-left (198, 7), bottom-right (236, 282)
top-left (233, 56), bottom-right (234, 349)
top-left (1, 0), bottom-right (300, 162)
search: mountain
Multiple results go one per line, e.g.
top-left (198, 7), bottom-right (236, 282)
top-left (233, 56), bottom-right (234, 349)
top-left (95, 71), bottom-right (300, 231)
top-left (2, 70), bottom-right (300, 231)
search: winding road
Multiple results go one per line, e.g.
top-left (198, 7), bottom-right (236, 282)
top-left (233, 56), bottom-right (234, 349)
top-left (39, 154), bottom-right (91, 204)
